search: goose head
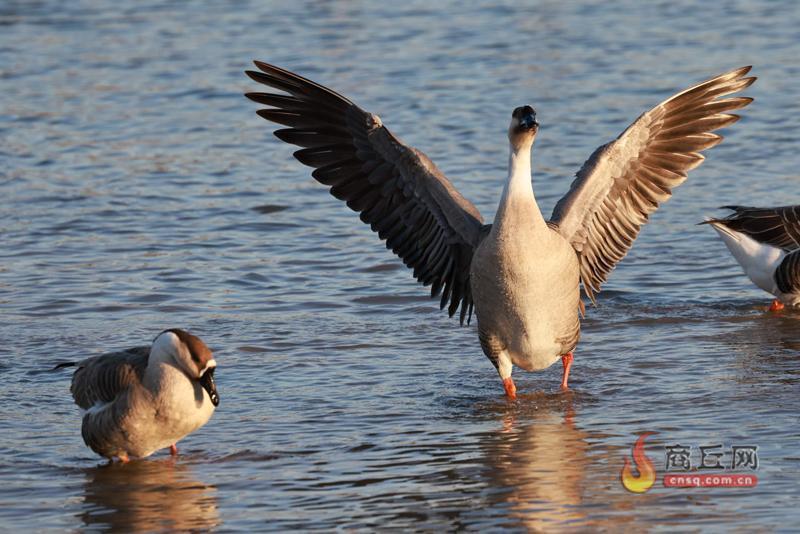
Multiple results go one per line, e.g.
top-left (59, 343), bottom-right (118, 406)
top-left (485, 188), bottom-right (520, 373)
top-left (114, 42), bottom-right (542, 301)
top-left (152, 329), bottom-right (220, 406)
top-left (508, 105), bottom-right (538, 150)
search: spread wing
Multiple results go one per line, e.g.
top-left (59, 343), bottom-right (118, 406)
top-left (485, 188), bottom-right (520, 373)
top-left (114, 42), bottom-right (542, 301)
top-left (706, 205), bottom-right (800, 251)
top-left (550, 66), bottom-right (755, 302)
top-left (245, 62), bottom-right (485, 324)
top-left (71, 346), bottom-right (149, 409)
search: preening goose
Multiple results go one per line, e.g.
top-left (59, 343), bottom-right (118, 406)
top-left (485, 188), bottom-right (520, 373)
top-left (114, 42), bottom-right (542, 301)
top-left (245, 63), bottom-right (754, 398)
top-left (704, 205), bottom-right (800, 310)
top-left (58, 329), bottom-right (219, 462)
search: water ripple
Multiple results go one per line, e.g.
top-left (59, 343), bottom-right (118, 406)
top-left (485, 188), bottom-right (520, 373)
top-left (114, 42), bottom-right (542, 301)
top-left (2, 0), bottom-right (799, 530)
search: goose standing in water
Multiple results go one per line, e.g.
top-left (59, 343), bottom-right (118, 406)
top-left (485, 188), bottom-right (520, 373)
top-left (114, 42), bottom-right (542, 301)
top-left (704, 205), bottom-right (800, 310)
top-left (246, 63), bottom-right (754, 398)
top-left (58, 329), bottom-right (219, 462)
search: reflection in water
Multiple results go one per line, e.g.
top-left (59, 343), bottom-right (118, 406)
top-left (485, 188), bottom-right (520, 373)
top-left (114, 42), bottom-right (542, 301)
top-left (80, 458), bottom-right (219, 531)
top-left (478, 393), bottom-right (641, 530)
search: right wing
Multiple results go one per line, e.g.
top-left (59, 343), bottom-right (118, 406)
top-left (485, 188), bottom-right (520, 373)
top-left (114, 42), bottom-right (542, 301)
top-left (550, 67), bottom-right (755, 302)
top-left (245, 62), bottom-right (485, 323)
top-left (71, 346), bottom-right (149, 410)
top-left (706, 205), bottom-right (800, 251)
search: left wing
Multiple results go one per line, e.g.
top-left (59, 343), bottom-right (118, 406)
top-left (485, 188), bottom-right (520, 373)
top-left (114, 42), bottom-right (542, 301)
top-left (244, 62), bottom-right (486, 323)
top-left (550, 67), bottom-right (755, 302)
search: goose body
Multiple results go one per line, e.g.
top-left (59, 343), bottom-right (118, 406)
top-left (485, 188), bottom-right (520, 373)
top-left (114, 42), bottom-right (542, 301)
top-left (471, 131), bottom-right (580, 381)
top-left (246, 63), bottom-right (755, 397)
top-left (705, 206), bottom-right (800, 307)
top-left (64, 329), bottom-right (219, 461)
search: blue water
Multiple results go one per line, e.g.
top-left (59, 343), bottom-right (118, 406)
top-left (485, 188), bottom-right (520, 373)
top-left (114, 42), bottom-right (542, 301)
top-left (2, 0), bottom-right (800, 530)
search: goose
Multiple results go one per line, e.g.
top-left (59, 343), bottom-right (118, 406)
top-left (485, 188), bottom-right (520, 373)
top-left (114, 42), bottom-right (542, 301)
top-left (704, 205), bottom-right (800, 310)
top-left (245, 63), bottom-right (754, 398)
top-left (57, 329), bottom-right (219, 462)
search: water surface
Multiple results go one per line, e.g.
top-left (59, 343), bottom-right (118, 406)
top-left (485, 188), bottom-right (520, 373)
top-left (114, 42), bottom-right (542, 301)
top-left (2, 0), bottom-right (800, 530)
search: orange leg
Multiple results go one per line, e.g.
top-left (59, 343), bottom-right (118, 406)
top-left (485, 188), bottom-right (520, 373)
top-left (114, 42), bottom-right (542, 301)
top-left (118, 453), bottom-right (130, 463)
top-left (170, 444), bottom-right (178, 456)
top-left (769, 299), bottom-right (785, 312)
top-left (503, 377), bottom-right (517, 400)
top-left (560, 352), bottom-right (574, 390)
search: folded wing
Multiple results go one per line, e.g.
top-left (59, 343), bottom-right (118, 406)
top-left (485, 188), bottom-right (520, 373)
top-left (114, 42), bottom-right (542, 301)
top-left (551, 66), bottom-right (756, 302)
top-left (71, 347), bottom-right (149, 409)
top-left (707, 205), bottom-right (800, 251)
top-left (245, 62), bottom-right (485, 323)
top-left (775, 248), bottom-right (800, 294)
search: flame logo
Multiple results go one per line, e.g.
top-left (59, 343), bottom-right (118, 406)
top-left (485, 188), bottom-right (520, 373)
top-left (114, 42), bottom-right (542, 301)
top-left (621, 432), bottom-right (656, 493)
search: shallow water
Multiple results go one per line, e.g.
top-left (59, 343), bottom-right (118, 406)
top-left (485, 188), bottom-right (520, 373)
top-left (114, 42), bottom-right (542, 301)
top-left (2, 0), bottom-right (800, 530)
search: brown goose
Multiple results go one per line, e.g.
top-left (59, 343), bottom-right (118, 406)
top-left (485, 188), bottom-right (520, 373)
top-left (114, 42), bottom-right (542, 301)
top-left (245, 63), bottom-right (754, 398)
top-left (704, 205), bottom-right (800, 310)
top-left (58, 329), bottom-right (219, 462)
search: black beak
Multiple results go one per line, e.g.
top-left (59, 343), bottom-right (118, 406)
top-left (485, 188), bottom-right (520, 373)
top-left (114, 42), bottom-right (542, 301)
top-left (200, 367), bottom-right (219, 406)
top-left (520, 112), bottom-right (538, 130)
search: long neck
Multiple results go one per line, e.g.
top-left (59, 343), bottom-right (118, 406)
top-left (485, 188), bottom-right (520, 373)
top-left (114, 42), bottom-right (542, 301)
top-left (495, 142), bottom-right (545, 229)
top-left (143, 337), bottom-right (186, 391)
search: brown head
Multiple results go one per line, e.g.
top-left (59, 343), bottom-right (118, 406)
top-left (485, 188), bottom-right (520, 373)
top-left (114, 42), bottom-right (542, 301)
top-left (508, 105), bottom-right (539, 150)
top-left (153, 329), bottom-right (219, 406)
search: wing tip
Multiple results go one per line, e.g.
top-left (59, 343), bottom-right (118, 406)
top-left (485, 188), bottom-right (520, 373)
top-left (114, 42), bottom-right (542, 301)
top-left (244, 69), bottom-right (268, 84)
top-left (253, 60), bottom-right (274, 72)
top-left (243, 91), bottom-right (264, 103)
top-left (729, 96), bottom-right (755, 107)
top-left (739, 75), bottom-right (757, 89)
top-left (720, 65), bottom-right (753, 81)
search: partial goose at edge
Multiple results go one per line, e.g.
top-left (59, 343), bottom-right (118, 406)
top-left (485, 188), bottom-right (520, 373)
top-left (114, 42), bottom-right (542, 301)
top-left (704, 205), bottom-right (800, 310)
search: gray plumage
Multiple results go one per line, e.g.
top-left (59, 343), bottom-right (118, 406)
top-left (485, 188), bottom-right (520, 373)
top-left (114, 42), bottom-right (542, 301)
top-left (71, 346), bottom-right (149, 411)
top-left (71, 346), bottom-right (150, 456)
top-left (246, 63), bottom-right (754, 390)
top-left (65, 330), bottom-right (218, 460)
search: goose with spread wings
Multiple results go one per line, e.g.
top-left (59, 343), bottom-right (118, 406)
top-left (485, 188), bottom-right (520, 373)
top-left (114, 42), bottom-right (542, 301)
top-left (246, 63), bottom-right (755, 398)
top-left (704, 205), bottom-right (800, 311)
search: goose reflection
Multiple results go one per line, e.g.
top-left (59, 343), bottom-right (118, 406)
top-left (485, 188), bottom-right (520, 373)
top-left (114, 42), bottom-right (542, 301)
top-left (479, 392), bottom-right (652, 529)
top-left (79, 458), bottom-right (219, 531)
top-left (482, 393), bottom-right (590, 529)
